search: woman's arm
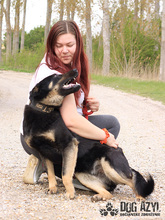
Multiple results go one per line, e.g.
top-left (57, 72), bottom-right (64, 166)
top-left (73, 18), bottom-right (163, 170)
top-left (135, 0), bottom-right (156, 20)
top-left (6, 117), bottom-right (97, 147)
top-left (60, 94), bottom-right (118, 148)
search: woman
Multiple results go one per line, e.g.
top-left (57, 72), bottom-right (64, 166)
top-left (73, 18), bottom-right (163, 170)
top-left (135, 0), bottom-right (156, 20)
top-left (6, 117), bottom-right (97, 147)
top-left (21, 20), bottom-right (120, 189)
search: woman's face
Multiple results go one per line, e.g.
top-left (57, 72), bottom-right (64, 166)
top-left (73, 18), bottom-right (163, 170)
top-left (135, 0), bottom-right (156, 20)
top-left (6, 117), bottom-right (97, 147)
top-left (55, 33), bottom-right (76, 65)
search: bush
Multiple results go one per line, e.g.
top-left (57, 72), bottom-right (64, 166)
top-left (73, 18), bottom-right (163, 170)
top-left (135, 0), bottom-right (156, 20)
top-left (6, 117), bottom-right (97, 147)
top-left (0, 42), bottom-right (45, 72)
top-left (24, 26), bottom-right (45, 50)
top-left (93, 13), bottom-right (160, 78)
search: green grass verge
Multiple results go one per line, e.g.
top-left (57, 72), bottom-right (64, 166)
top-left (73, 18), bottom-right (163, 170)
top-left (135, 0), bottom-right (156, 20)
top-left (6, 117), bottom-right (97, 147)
top-left (91, 74), bottom-right (165, 105)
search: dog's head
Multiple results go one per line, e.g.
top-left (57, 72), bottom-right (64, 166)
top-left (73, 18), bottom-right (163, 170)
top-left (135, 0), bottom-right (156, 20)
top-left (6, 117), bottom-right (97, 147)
top-left (30, 69), bottom-right (81, 107)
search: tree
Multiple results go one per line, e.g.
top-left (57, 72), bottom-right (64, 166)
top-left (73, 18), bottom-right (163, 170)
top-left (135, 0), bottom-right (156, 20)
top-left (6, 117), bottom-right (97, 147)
top-left (59, 0), bottom-right (64, 20)
top-left (134, 0), bottom-right (138, 21)
top-left (13, 0), bottom-right (21, 54)
top-left (85, 0), bottom-right (92, 72)
top-left (160, 0), bottom-right (165, 81)
top-left (70, 0), bottom-right (76, 20)
top-left (44, 0), bottom-right (54, 45)
top-left (24, 26), bottom-right (45, 49)
top-left (155, 0), bottom-right (160, 20)
top-left (66, 0), bottom-right (76, 20)
top-left (21, 0), bottom-right (27, 52)
top-left (0, 0), bottom-right (5, 62)
top-left (102, 0), bottom-right (110, 75)
top-left (5, 0), bottom-right (12, 59)
top-left (134, 0), bottom-right (138, 32)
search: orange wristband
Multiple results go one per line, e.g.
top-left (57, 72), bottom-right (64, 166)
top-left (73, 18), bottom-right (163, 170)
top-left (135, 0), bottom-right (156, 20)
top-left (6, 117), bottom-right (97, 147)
top-left (100, 128), bottom-right (110, 144)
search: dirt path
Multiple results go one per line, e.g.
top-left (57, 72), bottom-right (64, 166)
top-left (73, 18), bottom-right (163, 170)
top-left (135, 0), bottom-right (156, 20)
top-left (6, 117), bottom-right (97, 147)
top-left (0, 70), bottom-right (165, 220)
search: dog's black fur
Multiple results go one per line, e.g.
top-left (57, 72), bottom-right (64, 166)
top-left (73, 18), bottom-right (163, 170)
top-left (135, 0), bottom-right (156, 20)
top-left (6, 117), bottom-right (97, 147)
top-left (23, 69), bottom-right (154, 201)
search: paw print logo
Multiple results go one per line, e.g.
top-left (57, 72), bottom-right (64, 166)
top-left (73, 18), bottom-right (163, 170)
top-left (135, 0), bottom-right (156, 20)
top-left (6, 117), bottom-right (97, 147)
top-left (100, 209), bottom-right (108, 216)
top-left (106, 202), bottom-right (113, 211)
top-left (110, 208), bottom-right (118, 216)
top-left (99, 202), bottom-right (119, 217)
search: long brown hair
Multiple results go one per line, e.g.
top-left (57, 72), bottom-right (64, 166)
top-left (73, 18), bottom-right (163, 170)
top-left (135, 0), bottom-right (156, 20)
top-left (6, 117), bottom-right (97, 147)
top-left (45, 20), bottom-right (90, 105)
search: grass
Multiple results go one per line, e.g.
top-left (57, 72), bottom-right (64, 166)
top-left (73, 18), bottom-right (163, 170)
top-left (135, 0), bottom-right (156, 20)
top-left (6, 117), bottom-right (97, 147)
top-left (91, 74), bottom-right (165, 105)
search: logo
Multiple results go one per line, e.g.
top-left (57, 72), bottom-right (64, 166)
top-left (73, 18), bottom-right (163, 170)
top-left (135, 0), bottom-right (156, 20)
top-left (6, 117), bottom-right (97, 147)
top-left (100, 202), bottom-right (119, 216)
top-left (99, 201), bottom-right (161, 217)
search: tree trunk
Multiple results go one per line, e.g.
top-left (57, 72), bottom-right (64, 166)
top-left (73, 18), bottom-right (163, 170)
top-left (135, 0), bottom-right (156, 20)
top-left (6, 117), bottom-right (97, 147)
top-left (98, 23), bottom-right (103, 52)
top-left (59, 0), bottom-right (64, 20)
top-left (134, 0), bottom-right (138, 33)
top-left (66, 0), bottom-right (71, 20)
top-left (70, 0), bottom-right (76, 20)
top-left (13, 0), bottom-right (20, 54)
top-left (134, 0), bottom-right (138, 21)
top-left (5, 0), bottom-right (12, 59)
top-left (44, 0), bottom-right (53, 45)
top-left (160, 1), bottom-right (165, 81)
top-left (155, 0), bottom-right (160, 20)
top-left (0, 0), bottom-right (5, 63)
top-left (85, 0), bottom-right (92, 72)
top-left (65, 0), bottom-right (76, 20)
top-left (102, 0), bottom-right (110, 76)
top-left (140, 0), bottom-right (146, 20)
top-left (21, 0), bottom-right (27, 52)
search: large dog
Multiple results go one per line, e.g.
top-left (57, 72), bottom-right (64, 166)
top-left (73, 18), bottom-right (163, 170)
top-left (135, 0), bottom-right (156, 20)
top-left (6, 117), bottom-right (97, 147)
top-left (23, 69), bottom-right (154, 201)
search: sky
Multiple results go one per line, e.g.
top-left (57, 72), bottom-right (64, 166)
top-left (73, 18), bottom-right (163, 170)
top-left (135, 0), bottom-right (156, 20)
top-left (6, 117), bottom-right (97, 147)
top-left (25, 0), bottom-right (47, 33)
top-left (24, 0), bottom-right (102, 35)
top-left (2, 0), bottom-right (48, 37)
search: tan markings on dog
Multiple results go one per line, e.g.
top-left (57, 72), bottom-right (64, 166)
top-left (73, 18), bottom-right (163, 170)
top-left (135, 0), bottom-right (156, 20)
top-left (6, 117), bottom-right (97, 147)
top-left (62, 138), bottom-right (79, 199)
top-left (75, 172), bottom-right (113, 201)
top-left (39, 130), bottom-right (55, 142)
top-left (131, 172), bottom-right (143, 198)
top-left (33, 86), bottom-right (39, 93)
top-left (48, 81), bottom-right (53, 90)
top-left (45, 159), bottom-right (58, 194)
top-left (42, 86), bottom-right (63, 106)
top-left (136, 195), bottom-right (145, 201)
top-left (91, 160), bottom-right (104, 175)
top-left (24, 136), bottom-right (32, 148)
top-left (101, 157), bottom-right (134, 189)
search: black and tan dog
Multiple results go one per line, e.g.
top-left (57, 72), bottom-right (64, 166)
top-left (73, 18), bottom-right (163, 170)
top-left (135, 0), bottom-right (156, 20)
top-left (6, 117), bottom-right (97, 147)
top-left (23, 69), bottom-right (80, 199)
top-left (23, 69), bottom-right (154, 201)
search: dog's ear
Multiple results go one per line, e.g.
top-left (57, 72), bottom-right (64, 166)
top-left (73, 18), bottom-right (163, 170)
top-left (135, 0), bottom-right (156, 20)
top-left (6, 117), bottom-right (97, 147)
top-left (33, 86), bottom-right (39, 93)
top-left (29, 85), bottom-right (40, 101)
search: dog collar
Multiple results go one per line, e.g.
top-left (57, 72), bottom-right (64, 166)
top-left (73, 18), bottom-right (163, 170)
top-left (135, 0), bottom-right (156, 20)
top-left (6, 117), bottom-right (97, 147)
top-left (29, 101), bottom-right (55, 113)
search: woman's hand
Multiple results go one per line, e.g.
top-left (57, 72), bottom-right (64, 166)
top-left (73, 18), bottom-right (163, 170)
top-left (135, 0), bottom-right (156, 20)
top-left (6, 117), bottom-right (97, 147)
top-left (86, 97), bottom-right (100, 112)
top-left (106, 133), bottom-right (119, 149)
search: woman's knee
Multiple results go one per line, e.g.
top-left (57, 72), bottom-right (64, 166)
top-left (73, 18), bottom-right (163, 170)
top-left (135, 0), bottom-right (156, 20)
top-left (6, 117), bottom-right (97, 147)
top-left (88, 115), bottom-right (120, 139)
top-left (111, 115), bottom-right (120, 138)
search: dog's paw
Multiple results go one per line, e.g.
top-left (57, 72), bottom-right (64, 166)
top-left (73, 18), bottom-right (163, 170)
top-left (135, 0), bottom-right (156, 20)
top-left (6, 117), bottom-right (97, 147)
top-left (66, 190), bottom-right (75, 199)
top-left (46, 186), bottom-right (58, 194)
top-left (136, 195), bottom-right (145, 201)
top-left (91, 193), bottom-right (113, 202)
top-left (64, 183), bottom-right (75, 199)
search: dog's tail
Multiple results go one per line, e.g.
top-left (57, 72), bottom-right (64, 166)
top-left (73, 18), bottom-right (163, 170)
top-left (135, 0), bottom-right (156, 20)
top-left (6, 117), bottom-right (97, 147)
top-left (132, 169), bottom-right (154, 198)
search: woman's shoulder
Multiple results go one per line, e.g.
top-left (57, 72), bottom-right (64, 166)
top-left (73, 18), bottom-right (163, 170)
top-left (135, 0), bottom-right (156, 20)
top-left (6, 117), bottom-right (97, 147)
top-left (29, 57), bottom-right (61, 91)
top-left (35, 62), bottom-right (61, 84)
